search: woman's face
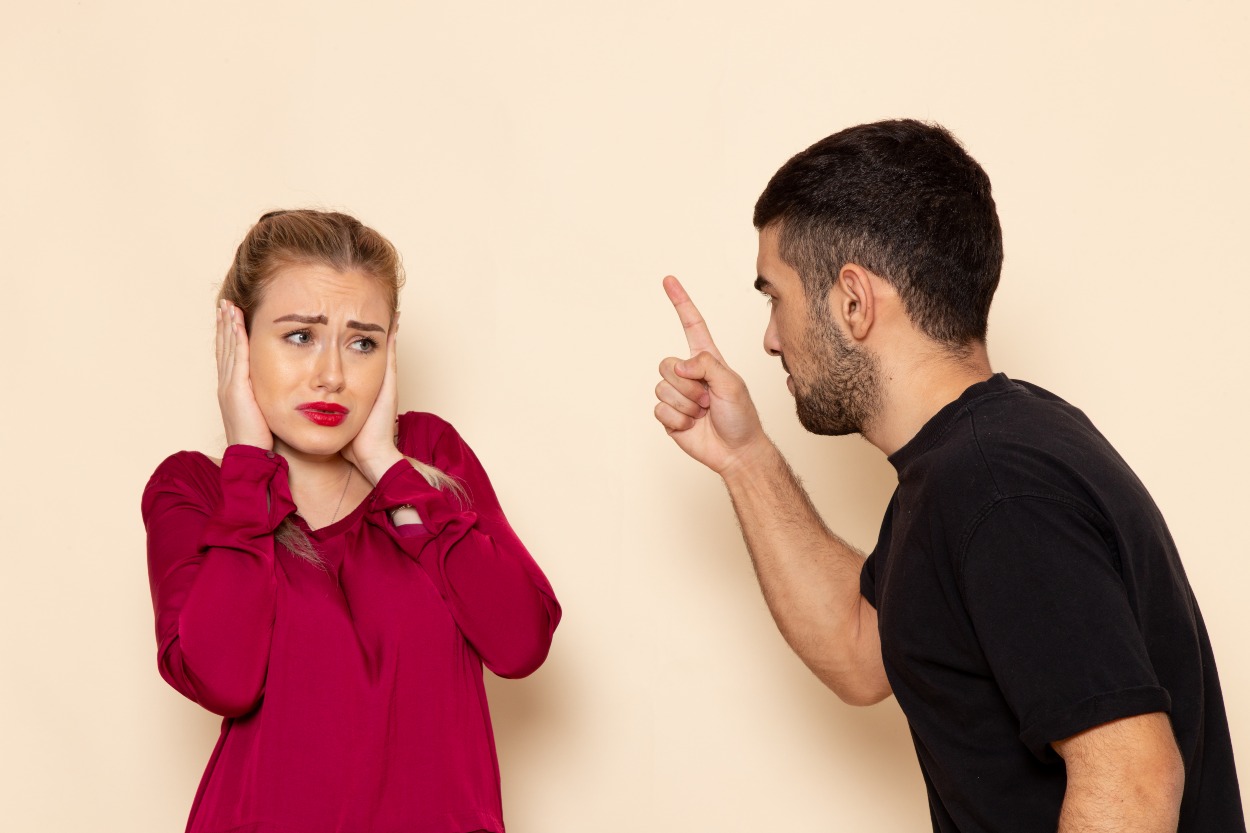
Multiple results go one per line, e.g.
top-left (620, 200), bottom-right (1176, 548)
top-left (247, 262), bottom-right (393, 459)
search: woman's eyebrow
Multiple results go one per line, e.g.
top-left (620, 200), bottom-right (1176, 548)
top-left (271, 313), bottom-right (383, 333)
top-left (273, 313), bottom-right (328, 325)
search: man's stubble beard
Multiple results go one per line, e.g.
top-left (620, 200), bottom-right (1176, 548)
top-left (792, 310), bottom-right (882, 437)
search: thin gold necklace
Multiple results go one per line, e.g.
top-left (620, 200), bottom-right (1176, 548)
top-left (329, 465), bottom-right (353, 525)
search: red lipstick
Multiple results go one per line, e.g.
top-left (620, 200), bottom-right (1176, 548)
top-left (296, 402), bottom-right (349, 427)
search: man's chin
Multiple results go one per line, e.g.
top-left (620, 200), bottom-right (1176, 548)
top-left (795, 400), bottom-right (860, 437)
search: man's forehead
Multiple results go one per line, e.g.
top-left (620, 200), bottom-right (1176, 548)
top-left (756, 224), bottom-right (778, 254)
top-left (755, 228), bottom-right (800, 291)
top-left (754, 228), bottom-right (773, 273)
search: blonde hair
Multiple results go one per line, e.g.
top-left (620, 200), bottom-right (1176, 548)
top-left (220, 209), bottom-right (461, 563)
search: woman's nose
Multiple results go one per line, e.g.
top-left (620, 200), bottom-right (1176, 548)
top-left (314, 345), bottom-right (345, 391)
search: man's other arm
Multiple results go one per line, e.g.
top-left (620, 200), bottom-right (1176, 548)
top-left (1053, 712), bottom-right (1184, 832)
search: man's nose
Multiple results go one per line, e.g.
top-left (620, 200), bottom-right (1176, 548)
top-left (763, 317), bottom-right (782, 357)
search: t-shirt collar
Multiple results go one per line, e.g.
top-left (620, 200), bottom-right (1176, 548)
top-left (886, 372), bottom-right (1016, 474)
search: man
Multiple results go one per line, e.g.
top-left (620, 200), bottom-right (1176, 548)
top-left (653, 119), bottom-right (1243, 832)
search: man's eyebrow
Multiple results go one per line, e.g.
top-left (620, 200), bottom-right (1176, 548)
top-left (273, 313), bottom-right (328, 325)
top-left (754, 275), bottom-right (772, 293)
top-left (347, 320), bottom-right (386, 333)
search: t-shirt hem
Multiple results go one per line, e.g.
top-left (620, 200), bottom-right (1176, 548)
top-left (1019, 684), bottom-right (1172, 759)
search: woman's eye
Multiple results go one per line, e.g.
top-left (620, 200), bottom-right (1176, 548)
top-left (284, 329), bottom-right (313, 345)
top-left (351, 337), bottom-right (380, 354)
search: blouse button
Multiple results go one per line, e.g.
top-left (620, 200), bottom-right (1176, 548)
top-left (266, 451), bottom-right (276, 459)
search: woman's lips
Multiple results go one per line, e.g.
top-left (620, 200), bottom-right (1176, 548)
top-left (296, 402), bottom-right (349, 427)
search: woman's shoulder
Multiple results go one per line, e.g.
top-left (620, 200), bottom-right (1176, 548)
top-left (396, 411), bottom-right (463, 455)
top-left (143, 450), bottom-right (223, 507)
top-left (152, 449), bottom-right (222, 474)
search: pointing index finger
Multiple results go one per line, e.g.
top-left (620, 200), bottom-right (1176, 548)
top-left (663, 275), bottom-right (723, 361)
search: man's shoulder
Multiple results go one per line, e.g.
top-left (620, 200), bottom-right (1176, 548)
top-left (964, 376), bottom-right (1085, 429)
top-left (912, 378), bottom-right (1120, 501)
top-left (937, 377), bottom-right (1095, 452)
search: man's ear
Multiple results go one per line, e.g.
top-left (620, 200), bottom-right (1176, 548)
top-left (830, 263), bottom-right (876, 342)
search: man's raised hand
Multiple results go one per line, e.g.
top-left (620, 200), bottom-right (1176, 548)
top-left (654, 276), bottom-right (768, 474)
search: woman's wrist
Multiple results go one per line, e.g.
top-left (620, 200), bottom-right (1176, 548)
top-left (357, 448), bottom-right (406, 486)
top-left (224, 443), bottom-right (282, 459)
top-left (389, 504), bottom-right (424, 526)
top-left (225, 427), bottom-right (273, 451)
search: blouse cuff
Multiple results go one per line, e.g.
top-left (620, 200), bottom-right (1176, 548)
top-left (201, 445), bottom-right (297, 544)
top-left (368, 458), bottom-right (477, 536)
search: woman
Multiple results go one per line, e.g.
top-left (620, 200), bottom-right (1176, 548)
top-left (142, 209), bottom-right (560, 833)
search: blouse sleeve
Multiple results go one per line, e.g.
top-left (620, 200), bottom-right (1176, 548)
top-left (141, 446), bottom-right (296, 717)
top-left (368, 419), bottom-right (561, 678)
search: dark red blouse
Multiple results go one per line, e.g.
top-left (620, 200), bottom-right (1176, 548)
top-left (142, 412), bottom-right (560, 833)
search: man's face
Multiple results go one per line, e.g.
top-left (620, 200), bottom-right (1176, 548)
top-left (755, 226), bottom-right (881, 436)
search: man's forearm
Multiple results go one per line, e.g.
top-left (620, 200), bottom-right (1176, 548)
top-left (721, 441), bottom-right (890, 705)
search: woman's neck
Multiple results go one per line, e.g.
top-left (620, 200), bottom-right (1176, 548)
top-left (274, 442), bottom-right (361, 528)
top-left (275, 441), bottom-right (350, 486)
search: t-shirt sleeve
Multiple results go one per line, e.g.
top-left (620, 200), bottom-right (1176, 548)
top-left (960, 496), bottom-right (1171, 760)
top-left (860, 554), bottom-right (878, 609)
top-left (860, 497), bottom-right (895, 610)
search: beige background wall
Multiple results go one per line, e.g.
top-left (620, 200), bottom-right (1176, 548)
top-left (3, 1), bottom-right (1247, 830)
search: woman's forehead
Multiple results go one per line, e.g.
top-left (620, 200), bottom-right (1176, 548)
top-left (258, 263), bottom-right (392, 321)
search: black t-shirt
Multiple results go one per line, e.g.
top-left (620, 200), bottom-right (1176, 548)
top-left (861, 374), bottom-right (1243, 832)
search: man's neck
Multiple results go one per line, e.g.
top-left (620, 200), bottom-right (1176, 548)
top-left (863, 341), bottom-right (993, 457)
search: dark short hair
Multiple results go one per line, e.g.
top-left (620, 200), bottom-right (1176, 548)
top-left (753, 119), bottom-right (1003, 347)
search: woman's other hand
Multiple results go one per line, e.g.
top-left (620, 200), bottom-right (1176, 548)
top-left (216, 300), bottom-right (273, 450)
top-left (343, 315), bottom-right (404, 485)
